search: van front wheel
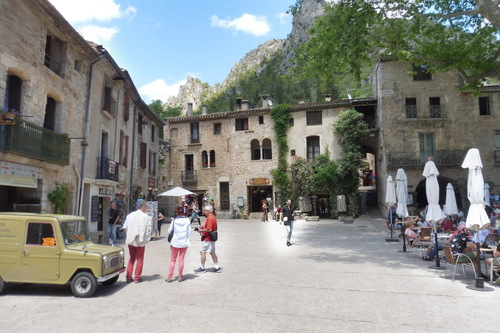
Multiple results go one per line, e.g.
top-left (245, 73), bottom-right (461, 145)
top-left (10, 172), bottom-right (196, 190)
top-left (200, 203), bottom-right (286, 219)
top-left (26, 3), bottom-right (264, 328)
top-left (71, 272), bottom-right (97, 298)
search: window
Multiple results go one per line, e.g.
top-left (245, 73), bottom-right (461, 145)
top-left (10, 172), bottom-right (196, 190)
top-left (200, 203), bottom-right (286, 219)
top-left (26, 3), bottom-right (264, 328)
top-left (413, 64), bottom-right (432, 80)
top-left (251, 139), bottom-right (260, 160)
top-left (214, 123), bottom-right (221, 135)
top-left (44, 97), bottom-right (57, 131)
top-left (44, 34), bottom-right (64, 75)
top-left (140, 142), bottom-right (147, 168)
top-left (291, 149), bottom-right (296, 156)
top-left (419, 133), bottom-right (435, 162)
top-left (119, 130), bottom-right (125, 166)
top-left (123, 91), bottom-right (130, 121)
top-left (202, 151), bottom-right (208, 168)
top-left (495, 132), bottom-right (500, 164)
top-left (210, 150), bottom-right (216, 168)
top-left (151, 125), bottom-right (156, 142)
top-left (138, 115), bottom-right (143, 136)
top-left (262, 138), bottom-right (272, 160)
top-left (149, 150), bottom-right (156, 175)
top-left (220, 182), bottom-right (230, 211)
top-left (289, 118), bottom-right (294, 126)
top-left (6, 75), bottom-right (23, 112)
top-left (190, 122), bottom-right (199, 143)
top-left (479, 97), bottom-right (491, 116)
top-left (102, 85), bottom-right (116, 118)
top-left (405, 98), bottom-right (417, 118)
top-left (235, 118), bottom-right (248, 131)
top-left (259, 116), bottom-right (264, 124)
top-left (306, 136), bottom-right (320, 162)
top-left (306, 111), bottom-right (322, 125)
top-left (74, 59), bottom-right (81, 72)
top-left (100, 131), bottom-right (109, 158)
top-left (26, 223), bottom-right (55, 246)
top-left (429, 97), bottom-right (441, 118)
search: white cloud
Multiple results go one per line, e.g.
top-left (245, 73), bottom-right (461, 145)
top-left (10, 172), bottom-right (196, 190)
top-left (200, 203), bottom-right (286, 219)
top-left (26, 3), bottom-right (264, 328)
top-left (139, 79), bottom-right (186, 103)
top-left (48, 0), bottom-right (136, 24)
top-left (210, 13), bottom-right (271, 37)
top-left (276, 12), bottom-right (290, 25)
top-left (78, 25), bottom-right (119, 44)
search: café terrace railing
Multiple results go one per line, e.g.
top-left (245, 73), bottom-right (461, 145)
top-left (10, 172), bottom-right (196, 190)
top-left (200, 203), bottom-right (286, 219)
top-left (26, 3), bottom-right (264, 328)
top-left (387, 149), bottom-right (468, 167)
top-left (0, 118), bottom-right (70, 165)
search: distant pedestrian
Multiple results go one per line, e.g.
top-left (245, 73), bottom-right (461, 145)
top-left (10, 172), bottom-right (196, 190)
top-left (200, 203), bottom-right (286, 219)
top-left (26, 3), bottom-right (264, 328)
top-left (107, 202), bottom-right (122, 245)
top-left (261, 201), bottom-right (269, 222)
top-left (165, 207), bottom-right (192, 282)
top-left (123, 201), bottom-right (152, 283)
top-left (194, 205), bottom-right (221, 273)
top-left (190, 201), bottom-right (201, 225)
top-left (282, 199), bottom-right (294, 246)
top-left (156, 212), bottom-right (165, 237)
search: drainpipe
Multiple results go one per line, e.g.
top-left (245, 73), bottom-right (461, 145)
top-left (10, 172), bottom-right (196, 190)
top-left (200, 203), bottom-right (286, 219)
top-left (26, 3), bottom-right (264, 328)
top-left (77, 54), bottom-right (105, 215)
top-left (128, 105), bottom-right (137, 211)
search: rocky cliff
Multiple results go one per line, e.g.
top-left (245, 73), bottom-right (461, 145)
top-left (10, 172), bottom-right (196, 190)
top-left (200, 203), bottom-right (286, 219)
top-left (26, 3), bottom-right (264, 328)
top-left (165, 0), bottom-right (327, 114)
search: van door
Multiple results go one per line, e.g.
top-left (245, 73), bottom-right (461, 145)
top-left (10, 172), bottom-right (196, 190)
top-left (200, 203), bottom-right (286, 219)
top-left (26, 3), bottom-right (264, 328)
top-left (20, 221), bottom-right (60, 281)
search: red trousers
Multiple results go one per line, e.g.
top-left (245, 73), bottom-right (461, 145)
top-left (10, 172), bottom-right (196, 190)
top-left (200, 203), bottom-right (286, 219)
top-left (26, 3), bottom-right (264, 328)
top-left (127, 245), bottom-right (146, 281)
top-left (168, 246), bottom-right (188, 278)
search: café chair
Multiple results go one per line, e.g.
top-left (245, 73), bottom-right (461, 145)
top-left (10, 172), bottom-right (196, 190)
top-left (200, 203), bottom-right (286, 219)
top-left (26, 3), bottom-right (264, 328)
top-left (404, 234), bottom-right (433, 257)
top-left (443, 245), bottom-right (477, 281)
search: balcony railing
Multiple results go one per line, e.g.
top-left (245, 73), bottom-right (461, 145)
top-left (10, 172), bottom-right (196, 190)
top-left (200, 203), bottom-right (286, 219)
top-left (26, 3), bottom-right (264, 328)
top-left (97, 157), bottom-right (119, 181)
top-left (0, 118), bottom-right (70, 165)
top-left (181, 170), bottom-right (197, 183)
top-left (387, 150), bottom-right (467, 167)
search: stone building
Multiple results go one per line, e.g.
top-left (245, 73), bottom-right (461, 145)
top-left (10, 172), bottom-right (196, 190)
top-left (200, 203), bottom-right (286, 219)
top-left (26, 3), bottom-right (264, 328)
top-left (373, 59), bottom-right (500, 215)
top-left (0, 0), bottom-right (163, 242)
top-left (162, 97), bottom-right (376, 219)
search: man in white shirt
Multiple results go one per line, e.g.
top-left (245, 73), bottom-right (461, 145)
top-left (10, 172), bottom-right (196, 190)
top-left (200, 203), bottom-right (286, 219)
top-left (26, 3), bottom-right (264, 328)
top-left (123, 201), bottom-right (152, 283)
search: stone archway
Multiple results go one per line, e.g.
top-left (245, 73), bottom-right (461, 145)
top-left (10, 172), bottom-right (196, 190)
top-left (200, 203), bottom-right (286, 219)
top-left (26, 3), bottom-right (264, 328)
top-left (414, 177), bottom-right (462, 210)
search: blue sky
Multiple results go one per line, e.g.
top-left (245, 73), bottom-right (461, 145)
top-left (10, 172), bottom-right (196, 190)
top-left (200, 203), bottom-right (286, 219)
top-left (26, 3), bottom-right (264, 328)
top-left (48, 0), bottom-right (294, 103)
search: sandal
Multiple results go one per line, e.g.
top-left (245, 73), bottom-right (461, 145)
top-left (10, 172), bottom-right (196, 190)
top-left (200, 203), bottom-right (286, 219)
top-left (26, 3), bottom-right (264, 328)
top-left (422, 256), bottom-right (431, 261)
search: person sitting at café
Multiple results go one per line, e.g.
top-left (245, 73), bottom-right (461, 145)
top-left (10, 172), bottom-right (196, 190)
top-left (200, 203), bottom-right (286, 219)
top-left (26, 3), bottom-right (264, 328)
top-left (449, 225), bottom-right (485, 275)
top-left (404, 219), bottom-right (422, 244)
top-left (424, 224), bottom-right (464, 261)
top-left (486, 241), bottom-right (500, 283)
top-left (439, 218), bottom-right (453, 233)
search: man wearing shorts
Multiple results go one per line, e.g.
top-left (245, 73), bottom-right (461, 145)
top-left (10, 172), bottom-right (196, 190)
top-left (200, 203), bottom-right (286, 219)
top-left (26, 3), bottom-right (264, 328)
top-left (194, 205), bottom-right (221, 273)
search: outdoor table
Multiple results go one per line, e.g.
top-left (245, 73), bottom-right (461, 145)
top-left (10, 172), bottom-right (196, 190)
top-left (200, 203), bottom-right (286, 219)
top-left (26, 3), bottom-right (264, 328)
top-left (437, 233), bottom-right (451, 240)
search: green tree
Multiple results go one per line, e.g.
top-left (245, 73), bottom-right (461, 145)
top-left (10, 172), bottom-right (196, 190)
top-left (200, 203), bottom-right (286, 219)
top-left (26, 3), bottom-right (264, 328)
top-left (296, 0), bottom-right (500, 88)
top-left (148, 100), bottom-right (166, 118)
top-left (47, 183), bottom-right (71, 214)
top-left (164, 106), bottom-right (182, 118)
top-left (332, 109), bottom-right (370, 217)
top-left (289, 158), bottom-right (316, 203)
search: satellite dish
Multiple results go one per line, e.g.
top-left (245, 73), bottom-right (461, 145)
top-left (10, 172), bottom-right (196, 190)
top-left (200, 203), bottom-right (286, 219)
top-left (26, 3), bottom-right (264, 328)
top-left (268, 100), bottom-right (273, 107)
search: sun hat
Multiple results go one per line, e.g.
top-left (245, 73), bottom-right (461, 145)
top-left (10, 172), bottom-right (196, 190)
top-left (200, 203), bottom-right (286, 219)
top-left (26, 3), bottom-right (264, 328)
top-left (457, 224), bottom-right (467, 232)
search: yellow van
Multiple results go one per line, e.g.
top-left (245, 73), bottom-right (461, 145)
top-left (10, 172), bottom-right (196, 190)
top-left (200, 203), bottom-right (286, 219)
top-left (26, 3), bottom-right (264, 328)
top-left (0, 213), bottom-right (125, 297)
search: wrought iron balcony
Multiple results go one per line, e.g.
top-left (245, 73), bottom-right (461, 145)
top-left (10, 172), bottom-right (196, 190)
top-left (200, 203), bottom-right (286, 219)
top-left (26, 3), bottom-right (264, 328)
top-left (181, 170), bottom-right (197, 183)
top-left (97, 157), bottom-right (119, 181)
top-left (387, 149), bottom-right (467, 167)
top-left (0, 118), bottom-right (70, 165)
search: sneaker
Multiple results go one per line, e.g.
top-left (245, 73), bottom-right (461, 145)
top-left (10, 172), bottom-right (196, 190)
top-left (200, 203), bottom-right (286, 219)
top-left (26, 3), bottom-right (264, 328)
top-left (178, 277), bottom-right (185, 282)
top-left (126, 278), bottom-right (134, 283)
top-left (134, 277), bottom-right (143, 283)
top-left (194, 267), bottom-right (206, 273)
top-left (213, 267), bottom-right (221, 273)
top-left (164, 277), bottom-right (173, 282)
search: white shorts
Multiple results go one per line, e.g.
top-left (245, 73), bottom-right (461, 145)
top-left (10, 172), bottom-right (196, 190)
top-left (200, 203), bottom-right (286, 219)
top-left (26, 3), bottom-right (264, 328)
top-left (201, 241), bottom-right (216, 253)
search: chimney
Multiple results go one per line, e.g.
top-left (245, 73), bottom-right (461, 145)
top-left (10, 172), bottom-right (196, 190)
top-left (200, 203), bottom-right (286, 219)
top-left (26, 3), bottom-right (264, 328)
top-left (187, 103), bottom-right (193, 116)
top-left (202, 104), bottom-right (208, 115)
top-left (324, 94), bottom-right (332, 102)
top-left (236, 98), bottom-right (242, 111)
top-left (242, 100), bottom-right (250, 110)
top-left (262, 94), bottom-right (269, 108)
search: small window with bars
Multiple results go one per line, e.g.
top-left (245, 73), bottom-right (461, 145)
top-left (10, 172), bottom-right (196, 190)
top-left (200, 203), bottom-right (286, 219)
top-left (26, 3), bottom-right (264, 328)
top-left (405, 98), bottom-right (417, 118)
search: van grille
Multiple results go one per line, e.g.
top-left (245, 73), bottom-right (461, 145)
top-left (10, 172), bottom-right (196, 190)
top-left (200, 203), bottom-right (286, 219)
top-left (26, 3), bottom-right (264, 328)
top-left (109, 256), bottom-right (120, 268)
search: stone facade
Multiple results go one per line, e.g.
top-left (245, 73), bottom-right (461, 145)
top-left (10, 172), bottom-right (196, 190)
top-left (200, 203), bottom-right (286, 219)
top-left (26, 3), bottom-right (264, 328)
top-left (0, 0), bottom-right (163, 242)
top-left (162, 98), bottom-right (375, 218)
top-left (373, 59), bottom-right (500, 215)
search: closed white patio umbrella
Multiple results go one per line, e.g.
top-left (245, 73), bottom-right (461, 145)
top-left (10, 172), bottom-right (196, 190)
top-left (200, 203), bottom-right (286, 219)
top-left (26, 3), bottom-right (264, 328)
top-left (395, 168), bottom-right (408, 219)
top-left (443, 183), bottom-right (459, 216)
top-left (386, 175), bottom-right (398, 241)
top-left (461, 148), bottom-right (491, 289)
top-left (423, 158), bottom-right (446, 269)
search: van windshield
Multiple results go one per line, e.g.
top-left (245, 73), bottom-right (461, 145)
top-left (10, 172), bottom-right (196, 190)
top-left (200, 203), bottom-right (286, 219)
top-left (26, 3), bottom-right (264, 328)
top-left (60, 220), bottom-right (91, 244)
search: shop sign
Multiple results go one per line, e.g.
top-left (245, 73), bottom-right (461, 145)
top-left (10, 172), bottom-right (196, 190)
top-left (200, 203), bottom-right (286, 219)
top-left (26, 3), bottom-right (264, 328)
top-left (0, 161), bottom-right (43, 179)
top-left (99, 188), bottom-right (114, 196)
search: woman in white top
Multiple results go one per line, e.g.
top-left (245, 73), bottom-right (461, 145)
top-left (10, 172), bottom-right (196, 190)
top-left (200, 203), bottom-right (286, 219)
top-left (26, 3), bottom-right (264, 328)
top-left (165, 207), bottom-right (192, 282)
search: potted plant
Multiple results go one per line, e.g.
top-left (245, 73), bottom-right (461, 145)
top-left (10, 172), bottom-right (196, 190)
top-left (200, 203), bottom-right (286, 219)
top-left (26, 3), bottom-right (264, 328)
top-left (1, 109), bottom-right (19, 122)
